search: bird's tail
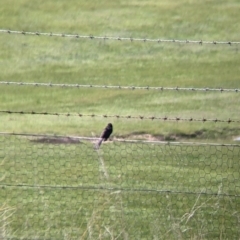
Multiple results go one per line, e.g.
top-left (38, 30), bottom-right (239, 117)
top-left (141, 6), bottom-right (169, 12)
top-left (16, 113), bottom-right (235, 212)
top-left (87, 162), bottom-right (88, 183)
top-left (96, 138), bottom-right (103, 149)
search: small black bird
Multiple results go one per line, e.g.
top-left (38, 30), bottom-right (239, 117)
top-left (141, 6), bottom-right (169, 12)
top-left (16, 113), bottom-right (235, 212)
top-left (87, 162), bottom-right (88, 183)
top-left (96, 123), bottom-right (113, 148)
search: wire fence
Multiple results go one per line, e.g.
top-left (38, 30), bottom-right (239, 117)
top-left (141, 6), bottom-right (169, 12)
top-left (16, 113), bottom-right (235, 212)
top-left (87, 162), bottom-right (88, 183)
top-left (1, 29), bottom-right (240, 46)
top-left (0, 132), bottom-right (240, 239)
top-left (1, 81), bottom-right (239, 93)
top-left (1, 25), bottom-right (240, 239)
top-left (1, 110), bottom-right (239, 124)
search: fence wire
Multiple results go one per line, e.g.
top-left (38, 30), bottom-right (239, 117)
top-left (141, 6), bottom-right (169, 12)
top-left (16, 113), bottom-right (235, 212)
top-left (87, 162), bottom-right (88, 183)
top-left (1, 110), bottom-right (239, 124)
top-left (1, 81), bottom-right (239, 93)
top-left (1, 29), bottom-right (239, 46)
top-left (0, 133), bottom-right (240, 239)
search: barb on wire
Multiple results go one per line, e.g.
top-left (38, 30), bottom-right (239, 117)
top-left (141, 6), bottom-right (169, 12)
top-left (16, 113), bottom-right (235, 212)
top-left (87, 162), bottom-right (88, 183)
top-left (0, 110), bottom-right (239, 124)
top-left (0, 29), bottom-right (239, 46)
top-left (0, 81), bottom-right (239, 93)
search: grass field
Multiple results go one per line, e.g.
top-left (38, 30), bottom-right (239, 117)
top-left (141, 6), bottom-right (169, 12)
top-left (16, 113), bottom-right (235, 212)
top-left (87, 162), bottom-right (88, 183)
top-left (0, 0), bottom-right (240, 239)
top-left (0, 0), bottom-right (240, 140)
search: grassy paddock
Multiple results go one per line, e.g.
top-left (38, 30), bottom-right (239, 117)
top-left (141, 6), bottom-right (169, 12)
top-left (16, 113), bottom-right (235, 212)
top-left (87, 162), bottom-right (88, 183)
top-left (0, 0), bottom-right (240, 139)
top-left (1, 0), bottom-right (240, 238)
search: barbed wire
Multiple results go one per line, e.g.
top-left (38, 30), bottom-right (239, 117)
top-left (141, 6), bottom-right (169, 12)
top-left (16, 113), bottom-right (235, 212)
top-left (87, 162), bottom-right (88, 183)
top-left (1, 29), bottom-right (239, 46)
top-left (1, 132), bottom-right (239, 147)
top-left (1, 81), bottom-right (239, 93)
top-left (0, 110), bottom-right (239, 124)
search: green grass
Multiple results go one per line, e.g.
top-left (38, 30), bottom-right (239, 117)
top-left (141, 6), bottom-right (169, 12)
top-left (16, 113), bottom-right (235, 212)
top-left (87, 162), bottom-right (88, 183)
top-left (0, 0), bottom-right (240, 238)
top-left (0, 0), bottom-right (240, 140)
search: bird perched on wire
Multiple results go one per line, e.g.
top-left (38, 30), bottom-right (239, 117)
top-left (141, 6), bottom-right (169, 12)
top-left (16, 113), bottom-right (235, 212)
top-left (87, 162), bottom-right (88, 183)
top-left (96, 123), bottom-right (113, 148)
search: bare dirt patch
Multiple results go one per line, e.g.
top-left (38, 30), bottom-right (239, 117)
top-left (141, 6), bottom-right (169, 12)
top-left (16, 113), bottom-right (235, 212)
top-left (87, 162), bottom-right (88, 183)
top-left (31, 137), bottom-right (80, 144)
top-left (122, 130), bottom-right (205, 141)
